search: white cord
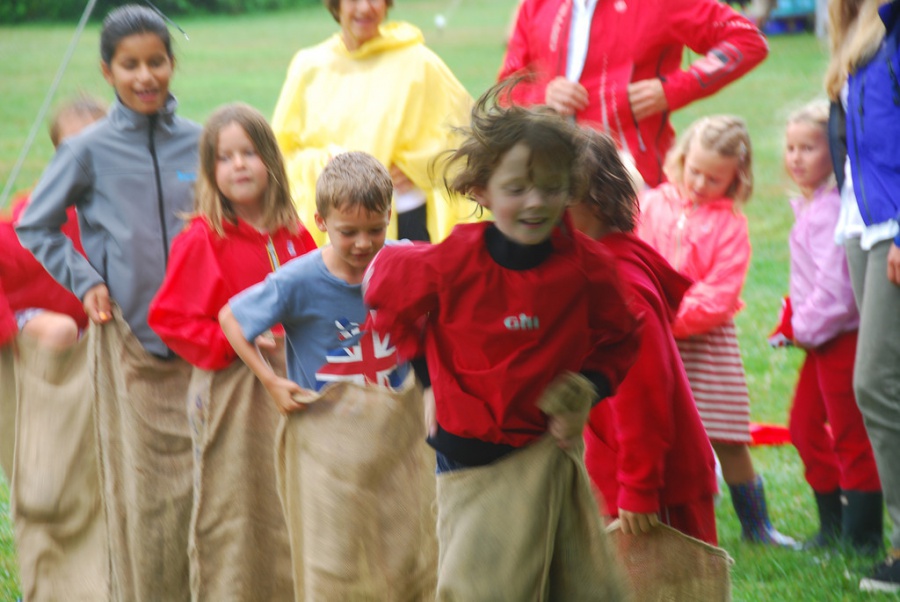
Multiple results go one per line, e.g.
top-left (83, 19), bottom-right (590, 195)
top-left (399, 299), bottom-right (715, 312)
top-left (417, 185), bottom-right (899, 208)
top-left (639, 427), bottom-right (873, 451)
top-left (0, 0), bottom-right (99, 208)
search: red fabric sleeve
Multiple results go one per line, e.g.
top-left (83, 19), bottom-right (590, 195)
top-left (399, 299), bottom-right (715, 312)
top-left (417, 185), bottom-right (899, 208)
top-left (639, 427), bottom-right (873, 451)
top-left (672, 216), bottom-right (750, 338)
top-left (581, 243), bottom-right (642, 392)
top-left (497, 0), bottom-right (553, 107)
top-left (608, 294), bottom-right (674, 514)
top-left (148, 227), bottom-right (236, 370)
top-left (662, 0), bottom-right (769, 112)
top-left (363, 243), bottom-right (439, 362)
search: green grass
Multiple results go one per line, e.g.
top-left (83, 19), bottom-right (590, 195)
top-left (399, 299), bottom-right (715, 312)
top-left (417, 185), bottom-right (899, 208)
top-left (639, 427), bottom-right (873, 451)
top-left (0, 2), bottom-right (892, 600)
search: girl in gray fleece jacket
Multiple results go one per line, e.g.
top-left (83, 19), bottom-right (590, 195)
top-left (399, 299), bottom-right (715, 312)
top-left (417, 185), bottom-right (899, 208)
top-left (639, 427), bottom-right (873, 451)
top-left (16, 5), bottom-right (200, 600)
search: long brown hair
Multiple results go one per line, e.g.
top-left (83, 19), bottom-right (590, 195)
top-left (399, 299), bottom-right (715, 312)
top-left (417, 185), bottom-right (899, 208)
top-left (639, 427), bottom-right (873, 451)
top-left (195, 103), bottom-right (299, 236)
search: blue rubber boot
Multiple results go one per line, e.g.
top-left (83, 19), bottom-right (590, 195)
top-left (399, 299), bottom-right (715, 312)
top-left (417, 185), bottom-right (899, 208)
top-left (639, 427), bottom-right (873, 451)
top-left (729, 475), bottom-right (800, 548)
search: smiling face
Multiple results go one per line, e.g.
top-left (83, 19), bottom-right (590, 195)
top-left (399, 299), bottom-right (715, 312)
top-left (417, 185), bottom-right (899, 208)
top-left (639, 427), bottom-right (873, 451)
top-left (682, 139), bottom-right (739, 206)
top-left (101, 32), bottom-right (173, 115)
top-left (215, 122), bottom-right (269, 226)
top-left (476, 142), bottom-right (570, 246)
top-left (315, 204), bottom-right (390, 284)
top-left (339, 0), bottom-right (387, 51)
top-left (785, 120), bottom-right (832, 198)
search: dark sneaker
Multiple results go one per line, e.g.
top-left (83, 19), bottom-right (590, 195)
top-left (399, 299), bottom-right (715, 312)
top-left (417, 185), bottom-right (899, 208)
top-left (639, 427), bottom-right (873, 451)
top-left (860, 554), bottom-right (900, 593)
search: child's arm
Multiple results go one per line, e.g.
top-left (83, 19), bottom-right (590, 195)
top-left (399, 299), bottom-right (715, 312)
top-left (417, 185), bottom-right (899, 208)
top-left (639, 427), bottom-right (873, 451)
top-left (219, 304), bottom-right (312, 414)
top-left (672, 215), bottom-right (750, 338)
top-left (15, 145), bottom-right (106, 317)
top-left (149, 224), bottom-right (241, 370)
top-left (792, 200), bottom-right (860, 347)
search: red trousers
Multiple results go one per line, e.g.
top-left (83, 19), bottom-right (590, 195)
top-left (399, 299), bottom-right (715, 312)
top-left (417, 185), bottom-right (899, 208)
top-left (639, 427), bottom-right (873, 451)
top-left (789, 330), bottom-right (881, 493)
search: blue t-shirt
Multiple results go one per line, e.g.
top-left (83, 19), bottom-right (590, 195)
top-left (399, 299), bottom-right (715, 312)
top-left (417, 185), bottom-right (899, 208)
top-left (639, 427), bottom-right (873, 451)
top-left (229, 249), bottom-right (407, 391)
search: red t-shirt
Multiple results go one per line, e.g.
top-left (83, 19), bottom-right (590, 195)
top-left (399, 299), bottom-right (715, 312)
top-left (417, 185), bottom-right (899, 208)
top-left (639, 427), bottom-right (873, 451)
top-left (365, 221), bottom-right (640, 448)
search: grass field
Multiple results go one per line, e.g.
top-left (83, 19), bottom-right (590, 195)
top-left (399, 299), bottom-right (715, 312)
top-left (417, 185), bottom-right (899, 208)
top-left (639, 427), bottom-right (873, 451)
top-left (0, 1), bottom-right (894, 600)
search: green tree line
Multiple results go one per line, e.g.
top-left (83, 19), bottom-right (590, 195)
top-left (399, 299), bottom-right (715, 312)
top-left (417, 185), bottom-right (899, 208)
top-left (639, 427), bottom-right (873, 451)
top-left (1, 0), bottom-right (320, 25)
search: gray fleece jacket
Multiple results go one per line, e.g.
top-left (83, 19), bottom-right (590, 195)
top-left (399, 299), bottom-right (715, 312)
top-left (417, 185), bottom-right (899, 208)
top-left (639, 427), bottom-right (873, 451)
top-left (16, 95), bottom-right (201, 356)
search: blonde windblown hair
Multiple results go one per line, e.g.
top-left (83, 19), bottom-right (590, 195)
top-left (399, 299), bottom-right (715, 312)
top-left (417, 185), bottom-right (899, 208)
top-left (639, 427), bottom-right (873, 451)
top-left (664, 115), bottom-right (754, 204)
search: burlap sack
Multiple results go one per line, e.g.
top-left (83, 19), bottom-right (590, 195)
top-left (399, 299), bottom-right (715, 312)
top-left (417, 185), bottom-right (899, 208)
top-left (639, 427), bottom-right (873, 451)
top-left (90, 307), bottom-right (192, 601)
top-left (275, 372), bottom-right (437, 601)
top-left (0, 342), bottom-right (15, 482)
top-left (607, 520), bottom-right (734, 601)
top-left (11, 333), bottom-right (108, 601)
top-left (187, 339), bottom-right (293, 601)
top-left (435, 373), bottom-right (627, 601)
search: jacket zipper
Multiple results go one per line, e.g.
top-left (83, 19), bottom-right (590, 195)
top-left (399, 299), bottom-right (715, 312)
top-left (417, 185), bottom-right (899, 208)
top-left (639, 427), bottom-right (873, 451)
top-left (265, 235), bottom-right (281, 272)
top-left (675, 206), bottom-right (690, 271)
top-left (853, 74), bottom-right (872, 223)
top-left (148, 115), bottom-right (171, 265)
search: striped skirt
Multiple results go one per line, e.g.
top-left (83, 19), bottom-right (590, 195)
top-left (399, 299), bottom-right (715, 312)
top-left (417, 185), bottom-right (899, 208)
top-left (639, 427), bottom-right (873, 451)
top-left (676, 321), bottom-right (752, 444)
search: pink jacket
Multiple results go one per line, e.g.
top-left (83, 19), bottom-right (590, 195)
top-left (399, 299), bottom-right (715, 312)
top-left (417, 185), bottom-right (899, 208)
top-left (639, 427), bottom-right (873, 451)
top-left (637, 183), bottom-right (750, 338)
top-left (788, 186), bottom-right (859, 348)
top-left (499, 0), bottom-right (768, 187)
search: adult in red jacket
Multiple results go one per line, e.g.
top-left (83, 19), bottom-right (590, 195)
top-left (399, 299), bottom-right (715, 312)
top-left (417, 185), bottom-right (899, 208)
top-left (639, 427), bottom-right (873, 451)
top-left (499, 0), bottom-right (769, 187)
top-left (0, 195), bottom-right (88, 348)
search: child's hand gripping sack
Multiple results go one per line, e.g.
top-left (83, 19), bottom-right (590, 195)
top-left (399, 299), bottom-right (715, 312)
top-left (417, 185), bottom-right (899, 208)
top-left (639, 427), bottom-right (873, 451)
top-left (539, 372), bottom-right (597, 450)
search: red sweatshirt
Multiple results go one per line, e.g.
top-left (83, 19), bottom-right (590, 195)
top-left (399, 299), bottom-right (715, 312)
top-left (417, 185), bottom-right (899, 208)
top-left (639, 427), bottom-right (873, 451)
top-left (148, 216), bottom-right (316, 370)
top-left (585, 233), bottom-right (717, 513)
top-left (500, 0), bottom-right (768, 186)
top-left (365, 221), bottom-right (640, 449)
top-left (0, 195), bottom-right (88, 346)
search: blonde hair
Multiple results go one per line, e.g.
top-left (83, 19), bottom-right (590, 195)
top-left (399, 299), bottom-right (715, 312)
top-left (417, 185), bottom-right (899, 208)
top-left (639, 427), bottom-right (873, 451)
top-left (664, 115), bottom-right (753, 204)
top-left (785, 99), bottom-right (836, 190)
top-left (824, 0), bottom-right (887, 100)
top-left (316, 151), bottom-right (393, 217)
top-left (49, 94), bottom-right (107, 147)
top-left (195, 103), bottom-right (299, 237)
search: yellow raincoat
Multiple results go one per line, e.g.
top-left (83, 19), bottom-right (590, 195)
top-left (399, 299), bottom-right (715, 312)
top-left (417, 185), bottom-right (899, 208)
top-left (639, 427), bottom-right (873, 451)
top-left (272, 22), bottom-right (474, 245)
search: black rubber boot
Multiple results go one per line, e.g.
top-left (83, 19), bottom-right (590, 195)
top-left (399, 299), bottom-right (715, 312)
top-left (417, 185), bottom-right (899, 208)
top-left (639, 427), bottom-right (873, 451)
top-left (729, 475), bottom-right (800, 548)
top-left (803, 489), bottom-right (842, 550)
top-left (842, 490), bottom-right (884, 555)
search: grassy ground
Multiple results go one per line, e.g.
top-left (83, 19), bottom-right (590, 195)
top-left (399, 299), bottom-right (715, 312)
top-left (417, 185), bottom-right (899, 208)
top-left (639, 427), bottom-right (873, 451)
top-left (0, 1), bottom-right (893, 600)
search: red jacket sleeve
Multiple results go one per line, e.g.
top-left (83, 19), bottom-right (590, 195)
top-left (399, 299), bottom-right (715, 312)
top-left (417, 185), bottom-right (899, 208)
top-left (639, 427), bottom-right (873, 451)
top-left (672, 215), bottom-right (750, 338)
top-left (363, 242), bottom-right (439, 362)
top-left (148, 227), bottom-right (237, 370)
top-left (662, 0), bottom-right (769, 112)
top-left (497, 0), bottom-right (552, 107)
top-left (581, 242), bottom-right (642, 393)
top-left (607, 293), bottom-right (675, 513)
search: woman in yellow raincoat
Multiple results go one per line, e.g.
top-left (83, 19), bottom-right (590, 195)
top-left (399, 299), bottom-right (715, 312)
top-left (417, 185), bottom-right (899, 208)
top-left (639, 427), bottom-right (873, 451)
top-left (272, 0), bottom-right (474, 245)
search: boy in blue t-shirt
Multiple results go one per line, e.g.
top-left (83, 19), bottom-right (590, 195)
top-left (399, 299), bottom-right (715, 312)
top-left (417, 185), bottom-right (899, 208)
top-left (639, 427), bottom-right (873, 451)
top-left (219, 151), bottom-right (407, 412)
top-left (219, 151), bottom-right (433, 598)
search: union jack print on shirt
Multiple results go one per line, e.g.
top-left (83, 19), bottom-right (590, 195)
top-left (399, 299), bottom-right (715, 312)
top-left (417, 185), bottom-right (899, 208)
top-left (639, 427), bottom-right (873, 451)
top-left (314, 316), bottom-right (403, 389)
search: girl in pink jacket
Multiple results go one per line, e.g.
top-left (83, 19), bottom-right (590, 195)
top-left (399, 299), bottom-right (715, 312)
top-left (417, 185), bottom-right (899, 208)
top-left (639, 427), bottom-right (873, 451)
top-left (638, 114), bottom-right (797, 547)
top-left (782, 100), bottom-right (881, 553)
